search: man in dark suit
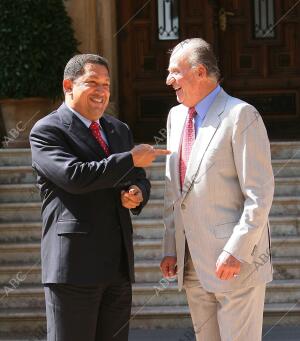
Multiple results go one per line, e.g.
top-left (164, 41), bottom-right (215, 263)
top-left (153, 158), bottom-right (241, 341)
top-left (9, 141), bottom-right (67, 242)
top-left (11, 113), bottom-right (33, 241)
top-left (30, 54), bottom-right (169, 341)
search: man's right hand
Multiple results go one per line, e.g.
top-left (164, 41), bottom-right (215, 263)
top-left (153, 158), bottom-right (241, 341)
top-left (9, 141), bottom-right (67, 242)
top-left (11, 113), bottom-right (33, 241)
top-left (131, 144), bottom-right (170, 168)
top-left (160, 256), bottom-right (177, 278)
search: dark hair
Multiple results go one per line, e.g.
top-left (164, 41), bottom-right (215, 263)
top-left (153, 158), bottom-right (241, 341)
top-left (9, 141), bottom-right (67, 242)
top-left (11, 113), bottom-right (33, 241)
top-left (63, 54), bottom-right (110, 80)
top-left (170, 38), bottom-right (220, 81)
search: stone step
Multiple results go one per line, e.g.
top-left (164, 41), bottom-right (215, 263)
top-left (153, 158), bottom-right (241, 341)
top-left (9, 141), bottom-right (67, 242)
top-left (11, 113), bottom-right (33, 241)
top-left (0, 279), bottom-right (299, 311)
top-left (0, 258), bottom-right (298, 286)
top-left (132, 219), bottom-right (164, 240)
top-left (0, 285), bottom-right (45, 309)
top-left (134, 258), bottom-right (300, 283)
top-left (0, 166), bottom-right (35, 185)
top-left (137, 197), bottom-right (300, 219)
top-left (0, 308), bottom-right (45, 339)
top-left (0, 215), bottom-right (298, 245)
top-left (133, 216), bottom-right (300, 240)
top-left (0, 184), bottom-right (39, 203)
top-left (145, 162), bottom-right (165, 181)
top-left (145, 159), bottom-right (300, 181)
top-left (133, 216), bottom-right (300, 239)
top-left (1, 160), bottom-right (300, 188)
top-left (0, 222), bottom-right (42, 243)
top-left (274, 177), bottom-right (300, 196)
top-left (0, 149), bottom-right (32, 167)
top-left (0, 203), bottom-right (41, 223)
top-left (270, 141), bottom-right (300, 160)
top-left (1, 192), bottom-right (294, 223)
top-left (145, 178), bottom-right (300, 200)
top-left (270, 196), bottom-right (300, 216)
top-left (269, 216), bottom-right (300, 237)
top-left (271, 236), bottom-right (300, 257)
top-left (129, 303), bottom-right (300, 328)
top-left (0, 142), bottom-right (298, 162)
top-left (132, 280), bottom-right (300, 307)
top-left (0, 176), bottom-right (299, 204)
top-left (0, 302), bottom-right (298, 337)
top-left (273, 159), bottom-right (300, 177)
top-left (0, 235), bottom-right (299, 265)
top-left (0, 264), bottom-right (41, 286)
top-left (0, 243), bottom-right (40, 265)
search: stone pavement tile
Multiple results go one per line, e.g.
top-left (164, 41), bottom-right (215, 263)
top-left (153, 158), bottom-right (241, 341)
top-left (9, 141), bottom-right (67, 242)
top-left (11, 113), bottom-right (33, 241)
top-left (129, 326), bottom-right (300, 341)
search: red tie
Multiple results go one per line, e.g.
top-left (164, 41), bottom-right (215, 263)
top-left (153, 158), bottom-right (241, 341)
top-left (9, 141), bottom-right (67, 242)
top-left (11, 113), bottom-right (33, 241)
top-left (179, 107), bottom-right (197, 189)
top-left (89, 121), bottom-right (110, 156)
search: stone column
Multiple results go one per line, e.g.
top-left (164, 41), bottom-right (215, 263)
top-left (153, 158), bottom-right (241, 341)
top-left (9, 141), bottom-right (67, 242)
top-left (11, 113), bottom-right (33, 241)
top-left (64, 0), bottom-right (119, 116)
top-left (64, 0), bottom-right (98, 53)
top-left (96, 0), bottom-right (119, 116)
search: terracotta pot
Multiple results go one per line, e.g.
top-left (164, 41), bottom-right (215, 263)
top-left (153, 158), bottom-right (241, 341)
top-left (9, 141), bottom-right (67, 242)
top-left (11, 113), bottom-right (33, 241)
top-left (0, 97), bottom-right (60, 148)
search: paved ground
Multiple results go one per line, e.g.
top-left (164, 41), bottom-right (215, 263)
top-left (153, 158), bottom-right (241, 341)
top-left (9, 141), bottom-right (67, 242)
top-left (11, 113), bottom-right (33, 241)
top-left (129, 326), bottom-right (300, 340)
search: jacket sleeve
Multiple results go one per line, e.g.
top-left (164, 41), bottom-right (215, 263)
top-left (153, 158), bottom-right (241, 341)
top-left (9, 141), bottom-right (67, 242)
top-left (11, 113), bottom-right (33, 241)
top-left (30, 122), bottom-right (141, 195)
top-left (125, 125), bottom-right (151, 215)
top-left (223, 105), bottom-right (274, 263)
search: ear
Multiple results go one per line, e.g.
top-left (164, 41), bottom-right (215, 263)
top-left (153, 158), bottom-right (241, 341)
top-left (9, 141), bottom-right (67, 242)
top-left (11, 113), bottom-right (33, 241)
top-left (63, 79), bottom-right (73, 94)
top-left (196, 64), bottom-right (208, 78)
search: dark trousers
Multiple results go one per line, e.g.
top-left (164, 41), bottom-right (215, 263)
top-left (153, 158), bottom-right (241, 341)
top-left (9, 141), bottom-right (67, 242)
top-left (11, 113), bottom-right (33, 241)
top-left (44, 274), bottom-right (132, 341)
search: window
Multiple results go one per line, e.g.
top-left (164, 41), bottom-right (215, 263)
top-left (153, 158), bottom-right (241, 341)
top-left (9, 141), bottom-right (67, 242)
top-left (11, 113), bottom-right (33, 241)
top-left (157, 0), bottom-right (179, 40)
top-left (253, 0), bottom-right (275, 38)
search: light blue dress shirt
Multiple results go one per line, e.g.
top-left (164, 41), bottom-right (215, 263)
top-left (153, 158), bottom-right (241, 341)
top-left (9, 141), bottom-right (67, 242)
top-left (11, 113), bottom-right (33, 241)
top-left (65, 103), bottom-right (108, 144)
top-left (194, 85), bottom-right (221, 137)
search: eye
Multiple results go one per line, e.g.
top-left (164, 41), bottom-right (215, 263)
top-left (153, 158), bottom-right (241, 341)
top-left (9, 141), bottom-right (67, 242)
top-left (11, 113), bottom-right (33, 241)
top-left (85, 81), bottom-right (97, 86)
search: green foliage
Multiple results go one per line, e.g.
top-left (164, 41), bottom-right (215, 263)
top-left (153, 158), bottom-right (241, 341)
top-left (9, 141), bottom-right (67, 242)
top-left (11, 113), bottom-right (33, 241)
top-left (0, 0), bottom-right (78, 99)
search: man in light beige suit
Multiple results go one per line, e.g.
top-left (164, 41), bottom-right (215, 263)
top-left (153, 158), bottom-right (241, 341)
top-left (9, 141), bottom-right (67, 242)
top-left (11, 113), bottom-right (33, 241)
top-left (160, 38), bottom-right (274, 341)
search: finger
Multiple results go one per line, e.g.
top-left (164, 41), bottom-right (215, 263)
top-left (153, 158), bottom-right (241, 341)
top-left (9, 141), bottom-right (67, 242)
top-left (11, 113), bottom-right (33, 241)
top-left (216, 269), bottom-right (224, 280)
top-left (129, 194), bottom-right (143, 203)
top-left (153, 149), bottom-right (171, 156)
top-left (126, 195), bottom-right (142, 204)
top-left (129, 188), bottom-right (138, 195)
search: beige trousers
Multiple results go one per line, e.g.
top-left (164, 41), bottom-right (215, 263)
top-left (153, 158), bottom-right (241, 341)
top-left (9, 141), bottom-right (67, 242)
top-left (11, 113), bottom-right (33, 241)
top-left (183, 251), bottom-right (266, 341)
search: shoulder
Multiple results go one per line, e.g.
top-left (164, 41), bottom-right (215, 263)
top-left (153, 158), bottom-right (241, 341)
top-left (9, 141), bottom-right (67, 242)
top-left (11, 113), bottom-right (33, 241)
top-left (223, 91), bottom-right (257, 114)
top-left (168, 103), bottom-right (186, 120)
top-left (30, 109), bottom-right (61, 135)
top-left (221, 91), bottom-right (260, 124)
top-left (102, 113), bottom-right (131, 131)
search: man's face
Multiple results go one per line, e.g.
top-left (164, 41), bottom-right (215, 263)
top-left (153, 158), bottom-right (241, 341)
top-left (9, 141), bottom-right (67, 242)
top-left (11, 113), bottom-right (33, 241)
top-left (166, 52), bottom-right (202, 108)
top-left (64, 63), bottom-right (110, 121)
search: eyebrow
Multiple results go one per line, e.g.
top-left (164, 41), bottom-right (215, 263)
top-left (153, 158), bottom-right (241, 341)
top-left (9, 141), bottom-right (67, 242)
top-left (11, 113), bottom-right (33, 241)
top-left (85, 75), bottom-right (110, 81)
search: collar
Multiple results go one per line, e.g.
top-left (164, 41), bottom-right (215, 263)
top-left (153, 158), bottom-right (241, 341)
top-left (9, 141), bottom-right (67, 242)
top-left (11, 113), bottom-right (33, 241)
top-left (64, 103), bottom-right (100, 128)
top-left (194, 85), bottom-right (221, 119)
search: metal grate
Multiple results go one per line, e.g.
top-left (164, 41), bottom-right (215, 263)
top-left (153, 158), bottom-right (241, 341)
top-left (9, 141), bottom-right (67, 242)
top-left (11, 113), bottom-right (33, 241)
top-left (157, 0), bottom-right (179, 40)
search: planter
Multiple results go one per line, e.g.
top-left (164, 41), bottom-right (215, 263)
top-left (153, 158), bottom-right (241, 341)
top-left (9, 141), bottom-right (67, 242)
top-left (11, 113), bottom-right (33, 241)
top-left (0, 97), bottom-right (60, 148)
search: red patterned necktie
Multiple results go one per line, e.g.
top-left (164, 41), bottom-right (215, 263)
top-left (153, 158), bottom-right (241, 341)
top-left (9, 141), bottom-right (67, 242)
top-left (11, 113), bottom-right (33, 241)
top-left (179, 107), bottom-right (197, 189)
top-left (89, 121), bottom-right (110, 156)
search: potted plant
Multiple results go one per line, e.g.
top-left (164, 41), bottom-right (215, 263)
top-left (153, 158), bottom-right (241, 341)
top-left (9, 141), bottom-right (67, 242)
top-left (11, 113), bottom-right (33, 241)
top-left (0, 0), bottom-right (78, 147)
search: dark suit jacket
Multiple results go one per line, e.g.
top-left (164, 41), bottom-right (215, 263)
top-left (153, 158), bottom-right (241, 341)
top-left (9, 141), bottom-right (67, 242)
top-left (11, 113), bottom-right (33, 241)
top-left (30, 103), bottom-right (150, 284)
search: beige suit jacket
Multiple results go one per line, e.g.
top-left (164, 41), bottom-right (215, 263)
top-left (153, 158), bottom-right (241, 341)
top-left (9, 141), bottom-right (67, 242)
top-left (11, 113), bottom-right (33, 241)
top-left (163, 89), bottom-right (274, 292)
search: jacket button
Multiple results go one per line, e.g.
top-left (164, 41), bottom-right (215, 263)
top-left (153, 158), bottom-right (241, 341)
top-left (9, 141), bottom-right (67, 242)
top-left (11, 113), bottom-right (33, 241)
top-left (181, 203), bottom-right (186, 210)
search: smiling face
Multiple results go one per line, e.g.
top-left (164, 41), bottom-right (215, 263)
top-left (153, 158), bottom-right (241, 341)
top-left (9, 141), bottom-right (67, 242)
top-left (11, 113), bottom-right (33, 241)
top-left (63, 63), bottom-right (110, 121)
top-left (166, 49), bottom-right (214, 107)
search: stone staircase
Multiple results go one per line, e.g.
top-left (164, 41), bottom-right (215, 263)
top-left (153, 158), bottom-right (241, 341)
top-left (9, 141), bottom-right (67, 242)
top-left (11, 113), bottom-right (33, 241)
top-left (0, 142), bottom-right (299, 339)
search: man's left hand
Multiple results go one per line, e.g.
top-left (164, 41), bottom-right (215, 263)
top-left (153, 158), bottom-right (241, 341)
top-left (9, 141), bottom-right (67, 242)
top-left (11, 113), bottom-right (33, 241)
top-left (121, 185), bottom-right (143, 209)
top-left (216, 251), bottom-right (241, 280)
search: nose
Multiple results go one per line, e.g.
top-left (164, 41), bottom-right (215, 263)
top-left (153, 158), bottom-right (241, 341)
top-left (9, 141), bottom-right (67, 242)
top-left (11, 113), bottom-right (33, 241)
top-left (166, 73), bottom-right (175, 86)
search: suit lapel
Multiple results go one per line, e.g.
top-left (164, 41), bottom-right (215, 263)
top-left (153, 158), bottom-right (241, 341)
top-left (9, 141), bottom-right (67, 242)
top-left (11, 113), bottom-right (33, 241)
top-left (59, 103), bottom-right (107, 159)
top-left (170, 107), bottom-right (188, 197)
top-left (182, 90), bottom-right (229, 198)
top-left (100, 115), bottom-right (119, 154)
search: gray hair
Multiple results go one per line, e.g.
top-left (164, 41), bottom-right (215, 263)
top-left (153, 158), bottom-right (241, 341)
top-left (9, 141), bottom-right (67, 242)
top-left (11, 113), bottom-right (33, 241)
top-left (170, 38), bottom-right (220, 81)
